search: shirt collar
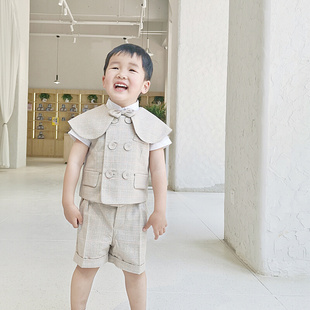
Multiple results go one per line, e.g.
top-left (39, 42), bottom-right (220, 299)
top-left (106, 98), bottom-right (140, 111)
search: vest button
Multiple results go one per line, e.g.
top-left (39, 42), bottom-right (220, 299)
top-left (108, 141), bottom-right (118, 150)
top-left (124, 117), bottom-right (132, 124)
top-left (122, 171), bottom-right (129, 180)
top-left (123, 142), bottom-right (132, 151)
top-left (105, 170), bottom-right (115, 179)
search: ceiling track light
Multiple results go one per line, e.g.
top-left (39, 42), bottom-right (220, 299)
top-left (123, 37), bottom-right (129, 44)
top-left (54, 35), bottom-right (60, 84)
top-left (146, 38), bottom-right (153, 57)
top-left (57, 0), bottom-right (77, 33)
top-left (145, 0), bottom-right (153, 57)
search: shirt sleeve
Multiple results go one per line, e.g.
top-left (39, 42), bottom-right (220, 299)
top-left (68, 129), bottom-right (91, 147)
top-left (149, 136), bottom-right (172, 151)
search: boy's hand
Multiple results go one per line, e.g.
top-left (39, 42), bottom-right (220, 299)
top-left (143, 211), bottom-right (167, 240)
top-left (63, 204), bottom-right (83, 228)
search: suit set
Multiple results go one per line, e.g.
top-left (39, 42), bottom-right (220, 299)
top-left (68, 100), bottom-right (171, 274)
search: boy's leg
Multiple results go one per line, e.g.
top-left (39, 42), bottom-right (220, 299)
top-left (123, 270), bottom-right (147, 310)
top-left (71, 265), bottom-right (99, 310)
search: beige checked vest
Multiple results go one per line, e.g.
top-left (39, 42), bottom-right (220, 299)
top-left (68, 104), bottom-right (172, 205)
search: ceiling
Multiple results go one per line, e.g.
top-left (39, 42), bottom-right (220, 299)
top-left (30, 0), bottom-right (168, 44)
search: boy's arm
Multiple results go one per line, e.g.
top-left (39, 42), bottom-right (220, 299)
top-left (62, 140), bottom-right (89, 228)
top-left (143, 148), bottom-right (168, 240)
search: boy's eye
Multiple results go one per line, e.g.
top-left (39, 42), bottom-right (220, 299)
top-left (111, 67), bottom-right (119, 70)
top-left (129, 69), bottom-right (137, 72)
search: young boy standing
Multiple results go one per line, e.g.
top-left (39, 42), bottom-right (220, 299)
top-left (62, 44), bottom-right (172, 310)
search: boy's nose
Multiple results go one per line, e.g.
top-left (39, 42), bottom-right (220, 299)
top-left (117, 73), bottom-right (127, 79)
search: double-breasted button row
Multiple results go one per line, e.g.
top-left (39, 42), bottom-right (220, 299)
top-left (108, 141), bottom-right (118, 150)
top-left (122, 171), bottom-right (129, 180)
top-left (107, 141), bottom-right (132, 151)
top-left (123, 142), bottom-right (132, 151)
top-left (105, 170), bottom-right (130, 180)
top-left (111, 117), bottom-right (132, 124)
top-left (125, 117), bottom-right (132, 124)
top-left (105, 170), bottom-right (116, 179)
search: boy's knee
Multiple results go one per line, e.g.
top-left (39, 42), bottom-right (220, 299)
top-left (76, 266), bottom-right (99, 278)
top-left (123, 270), bottom-right (146, 282)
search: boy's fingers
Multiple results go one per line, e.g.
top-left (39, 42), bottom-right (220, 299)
top-left (78, 213), bottom-right (83, 225)
top-left (72, 219), bottom-right (78, 228)
top-left (143, 221), bottom-right (151, 232)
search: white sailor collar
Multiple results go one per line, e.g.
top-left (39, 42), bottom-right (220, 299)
top-left (107, 99), bottom-right (139, 111)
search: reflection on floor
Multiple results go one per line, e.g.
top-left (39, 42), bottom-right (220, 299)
top-left (0, 158), bottom-right (309, 310)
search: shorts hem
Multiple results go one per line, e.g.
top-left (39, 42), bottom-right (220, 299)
top-left (73, 252), bottom-right (108, 268)
top-left (108, 254), bottom-right (145, 274)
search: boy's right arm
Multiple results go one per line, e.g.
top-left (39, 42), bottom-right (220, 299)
top-left (62, 140), bottom-right (89, 228)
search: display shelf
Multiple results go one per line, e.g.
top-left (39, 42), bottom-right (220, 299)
top-left (27, 88), bottom-right (164, 158)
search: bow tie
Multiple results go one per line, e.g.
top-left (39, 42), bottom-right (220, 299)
top-left (108, 109), bottom-right (136, 119)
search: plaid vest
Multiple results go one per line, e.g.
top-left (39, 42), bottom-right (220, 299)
top-left (68, 104), bottom-right (172, 205)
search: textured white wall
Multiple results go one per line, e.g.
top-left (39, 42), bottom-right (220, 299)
top-left (168, 0), bottom-right (229, 191)
top-left (265, 0), bottom-right (310, 275)
top-left (225, 0), bottom-right (310, 276)
top-left (224, 0), bottom-right (266, 273)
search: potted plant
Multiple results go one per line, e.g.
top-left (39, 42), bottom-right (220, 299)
top-left (87, 94), bottom-right (98, 103)
top-left (145, 101), bottom-right (167, 122)
top-left (39, 93), bottom-right (50, 102)
top-left (62, 94), bottom-right (73, 102)
top-left (152, 96), bottom-right (164, 105)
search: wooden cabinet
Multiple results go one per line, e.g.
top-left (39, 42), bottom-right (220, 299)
top-left (27, 88), bottom-right (164, 158)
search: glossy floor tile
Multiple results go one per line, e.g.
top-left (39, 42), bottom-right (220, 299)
top-left (0, 158), bottom-right (309, 310)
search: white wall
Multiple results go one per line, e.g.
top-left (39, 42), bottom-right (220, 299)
top-left (28, 36), bottom-right (166, 92)
top-left (225, 0), bottom-right (310, 276)
top-left (168, 0), bottom-right (229, 191)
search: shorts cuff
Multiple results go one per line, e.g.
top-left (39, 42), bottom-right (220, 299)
top-left (108, 254), bottom-right (145, 274)
top-left (74, 252), bottom-right (108, 268)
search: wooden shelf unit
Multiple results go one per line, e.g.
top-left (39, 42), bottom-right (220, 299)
top-left (27, 88), bottom-right (164, 158)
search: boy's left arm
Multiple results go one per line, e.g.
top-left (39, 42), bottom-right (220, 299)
top-left (143, 148), bottom-right (168, 240)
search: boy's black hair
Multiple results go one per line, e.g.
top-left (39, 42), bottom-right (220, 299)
top-left (103, 43), bottom-right (153, 81)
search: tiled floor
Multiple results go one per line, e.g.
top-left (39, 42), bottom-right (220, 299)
top-left (0, 158), bottom-right (309, 310)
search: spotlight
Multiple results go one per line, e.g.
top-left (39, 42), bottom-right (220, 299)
top-left (54, 74), bottom-right (60, 84)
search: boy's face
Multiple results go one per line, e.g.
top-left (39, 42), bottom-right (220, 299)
top-left (102, 53), bottom-right (151, 107)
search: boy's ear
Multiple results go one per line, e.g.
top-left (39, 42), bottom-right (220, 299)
top-left (102, 76), bottom-right (106, 87)
top-left (141, 80), bottom-right (151, 94)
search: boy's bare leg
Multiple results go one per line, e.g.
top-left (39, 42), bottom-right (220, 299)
top-left (71, 266), bottom-right (99, 310)
top-left (123, 270), bottom-right (147, 310)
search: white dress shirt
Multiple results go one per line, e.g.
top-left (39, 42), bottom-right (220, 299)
top-left (68, 99), bottom-right (172, 151)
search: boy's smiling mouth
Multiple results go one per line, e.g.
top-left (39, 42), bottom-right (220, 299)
top-left (114, 83), bottom-right (128, 90)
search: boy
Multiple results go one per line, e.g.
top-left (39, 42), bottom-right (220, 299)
top-left (62, 44), bottom-right (172, 310)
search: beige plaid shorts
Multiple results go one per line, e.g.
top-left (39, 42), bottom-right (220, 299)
top-left (74, 199), bottom-right (148, 274)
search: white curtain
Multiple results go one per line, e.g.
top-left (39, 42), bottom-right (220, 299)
top-left (0, 0), bottom-right (20, 168)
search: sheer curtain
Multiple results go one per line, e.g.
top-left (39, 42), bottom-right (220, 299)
top-left (0, 0), bottom-right (20, 168)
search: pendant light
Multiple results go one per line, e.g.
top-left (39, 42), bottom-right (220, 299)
top-left (54, 35), bottom-right (60, 84)
top-left (145, 0), bottom-right (153, 57)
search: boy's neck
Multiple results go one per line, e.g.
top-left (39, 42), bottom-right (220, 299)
top-left (107, 98), bottom-right (139, 111)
